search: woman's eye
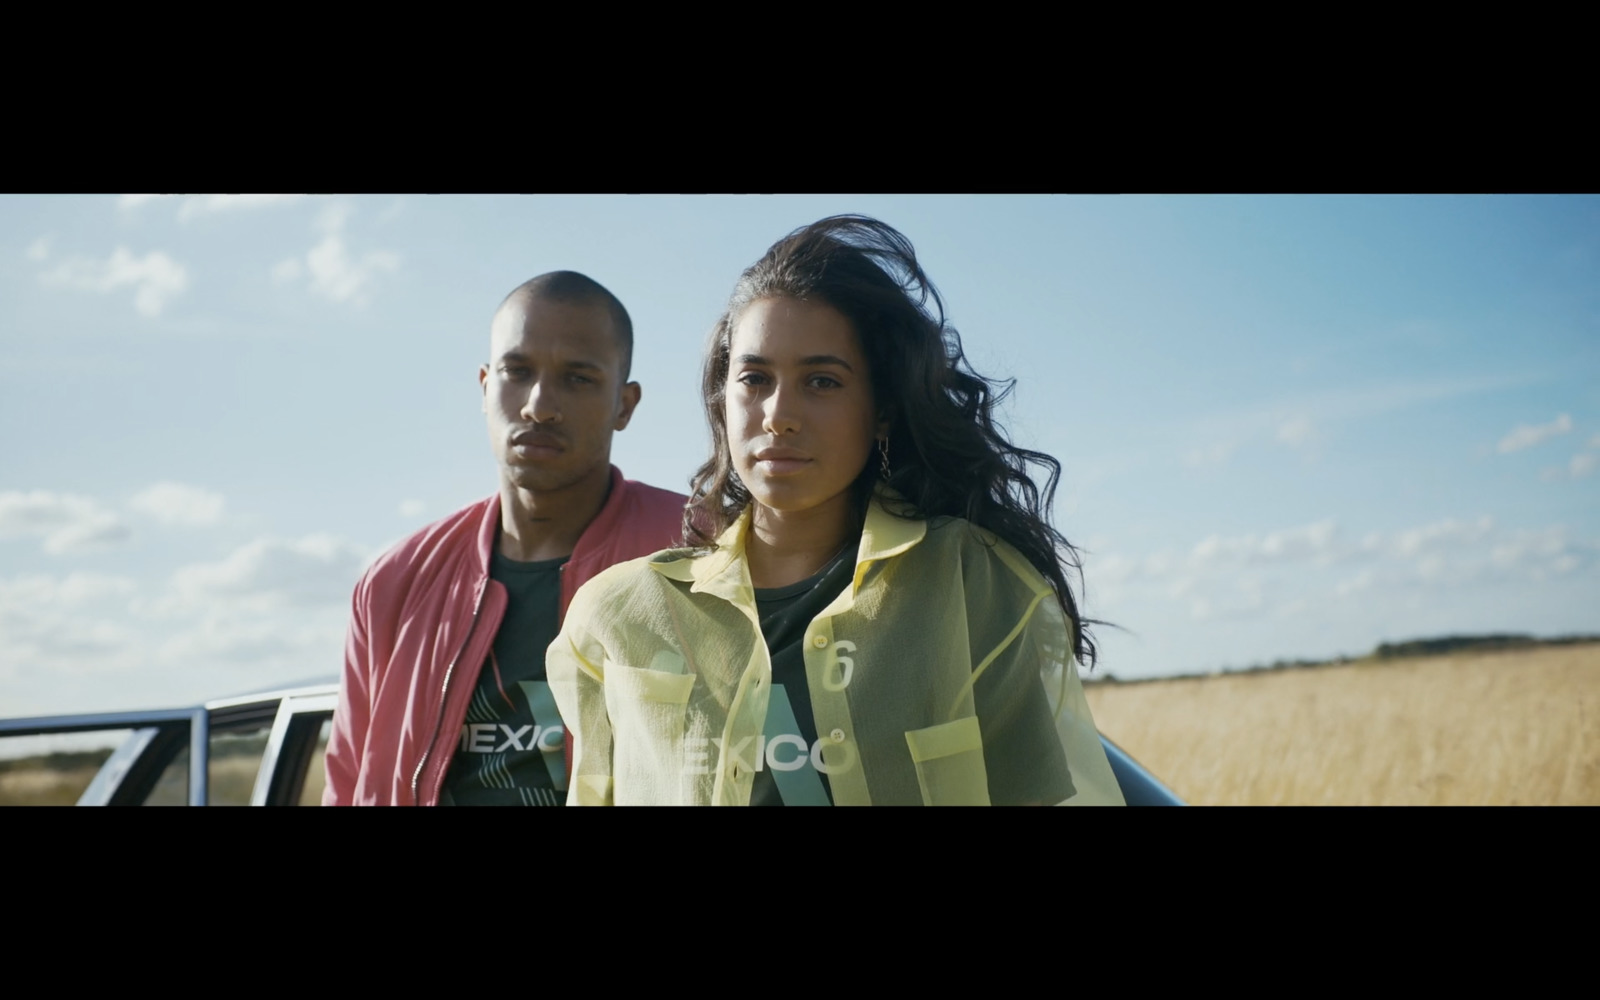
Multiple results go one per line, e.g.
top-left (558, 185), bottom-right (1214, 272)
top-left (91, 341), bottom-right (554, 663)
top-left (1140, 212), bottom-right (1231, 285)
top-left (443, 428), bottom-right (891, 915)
top-left (735, 371), bottom-right (769, 387)
top-left (809, 374), bottom-right (843, 389)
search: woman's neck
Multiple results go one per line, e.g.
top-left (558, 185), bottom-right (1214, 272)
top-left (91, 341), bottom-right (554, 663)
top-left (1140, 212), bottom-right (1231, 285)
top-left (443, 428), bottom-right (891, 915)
top-left (745, 492), bottom-right (859, 589)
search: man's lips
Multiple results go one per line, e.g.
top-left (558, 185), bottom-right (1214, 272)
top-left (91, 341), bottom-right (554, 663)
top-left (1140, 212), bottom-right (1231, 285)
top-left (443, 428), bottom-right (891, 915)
top-left (510, 430), bottom-right (565, 456)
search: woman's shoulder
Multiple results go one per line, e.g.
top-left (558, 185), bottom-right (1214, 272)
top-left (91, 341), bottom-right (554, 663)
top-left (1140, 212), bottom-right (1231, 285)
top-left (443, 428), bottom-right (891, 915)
top-left (913, 515), bottom-right (1057, 604)
top-left (921, 516), bottom-right (1037, 571)
top-left (569, 546), bottom-right (706, 608)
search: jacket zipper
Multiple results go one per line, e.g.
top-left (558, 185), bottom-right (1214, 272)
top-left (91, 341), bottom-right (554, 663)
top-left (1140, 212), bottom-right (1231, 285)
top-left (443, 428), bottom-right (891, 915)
top-left (410, 578), bottom-right (488, 805)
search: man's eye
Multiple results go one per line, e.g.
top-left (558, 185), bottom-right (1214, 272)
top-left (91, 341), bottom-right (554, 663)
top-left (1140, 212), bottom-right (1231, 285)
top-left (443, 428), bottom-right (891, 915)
top-left (503, 367), bottom-right (530, 379)
top-left (568, 373), bottom-right (595, 386)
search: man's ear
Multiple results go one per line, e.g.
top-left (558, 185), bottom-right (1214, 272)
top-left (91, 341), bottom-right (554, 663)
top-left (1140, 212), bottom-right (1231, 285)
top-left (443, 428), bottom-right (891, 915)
top-left (615, 381), bottom-right (642, 431)
top-left (479, 364), bottom-right (490, 412)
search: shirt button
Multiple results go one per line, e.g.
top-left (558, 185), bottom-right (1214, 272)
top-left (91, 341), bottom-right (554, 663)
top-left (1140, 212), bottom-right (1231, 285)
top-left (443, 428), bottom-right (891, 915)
top-left (812, 635), bottom-right (828, 649)
top-left (830, 728), bottom-right (846, 743)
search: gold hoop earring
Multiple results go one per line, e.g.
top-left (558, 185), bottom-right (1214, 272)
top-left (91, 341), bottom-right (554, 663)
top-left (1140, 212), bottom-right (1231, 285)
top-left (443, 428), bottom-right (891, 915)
top-left (878, 437), bottom-right (891, 480)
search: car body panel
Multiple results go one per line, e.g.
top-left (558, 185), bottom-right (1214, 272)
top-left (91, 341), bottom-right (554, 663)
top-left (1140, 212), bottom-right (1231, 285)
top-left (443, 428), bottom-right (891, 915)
top-left (1, 680), bottom-right (1183, 805)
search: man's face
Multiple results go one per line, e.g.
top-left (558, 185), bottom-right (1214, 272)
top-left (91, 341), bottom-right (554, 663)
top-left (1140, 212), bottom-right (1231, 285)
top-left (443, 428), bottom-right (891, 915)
top-left (480, 294), bottom-right (639, 496)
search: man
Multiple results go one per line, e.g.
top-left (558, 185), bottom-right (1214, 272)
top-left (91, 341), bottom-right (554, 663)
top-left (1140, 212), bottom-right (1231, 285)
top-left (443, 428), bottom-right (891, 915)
top-left (324, 272), bottom-right (687, 805)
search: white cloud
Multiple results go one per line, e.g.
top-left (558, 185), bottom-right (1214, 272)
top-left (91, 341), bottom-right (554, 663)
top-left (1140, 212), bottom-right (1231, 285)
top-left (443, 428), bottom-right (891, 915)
top-left (1184, 442), bottom-right (1233, 468)
top-left (273, 202), bottom-right (400, 307)
top-left (155, 616), bottom-right (337, 667)
top-left (1188, 577), bottom-right (1264, 621)
top-left (1394, 516), bottom-right (1494, 557)
top-left (1571, 452), bottom-right (1598, 479)
top-left (375, 198), bottom-right (406, 224)
top-left (25, 236), bottom-right (51, 261)
top-left (1497, 414), bottom-right (1572, 454)
top-left (0, 572), bottom-right (135, 611)
top-left (38, 246), bottom-right (190, 318)
top-left (271, 257), bottom-right (304, 283)
top-left (168, 534), bottom-right (370, 611)
top-left (1334, 570), bottom-right (1374, 598)
top-left (175, 193), bottom-right (300, 222)
top-left (116, 193), bottom-right (301, 221)
top-left (0, 491), bottom-right (133, 554)
top-left (129, 482), bottom-right (226, 527)
top-left (0, 557), bottom-right (351, 714)
top-left (1589, 433), bottom-right (1600, 450)
top-left (399, 499), bottom-right (426, 517)
top-left (117, 194), bottom-right (162, 211)
top-left (1489, 526), bottom-right (1596, 581)
top-left (1191, 518), bottom-right (1341, 567)
top-left (1276, 416), bottom-right (1313, 447)
top-left (315, 202), bottom-right (354, 235)
top-left (43, 517), bottom-right (134, 554)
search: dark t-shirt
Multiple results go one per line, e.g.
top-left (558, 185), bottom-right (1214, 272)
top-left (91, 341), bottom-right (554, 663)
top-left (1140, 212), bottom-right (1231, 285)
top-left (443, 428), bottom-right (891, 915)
top-left (440, 550), bottom-right (568, 806)
top-left (749, 544), bottom-right (857, 807)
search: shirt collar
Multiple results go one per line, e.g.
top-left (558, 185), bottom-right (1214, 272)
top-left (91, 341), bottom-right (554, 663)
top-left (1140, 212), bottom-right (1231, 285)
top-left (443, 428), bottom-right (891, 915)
top-left (648, 487), bottom-right (927, 604)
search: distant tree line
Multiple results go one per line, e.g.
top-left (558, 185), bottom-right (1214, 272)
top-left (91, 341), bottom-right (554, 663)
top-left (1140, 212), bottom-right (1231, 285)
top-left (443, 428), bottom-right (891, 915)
top-left (1088, 632), bottom-right (1600, 684)
top-left (1374, 633), bottom-right (1600, 659)
top-left (0, 749), bottom-right (113, 775)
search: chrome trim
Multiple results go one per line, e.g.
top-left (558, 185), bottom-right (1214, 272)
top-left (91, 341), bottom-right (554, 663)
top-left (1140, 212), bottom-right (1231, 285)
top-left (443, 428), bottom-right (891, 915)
top-left (77, 728), bottom-right (160, 806)
top-left (0, 707), bottom-right (199, 734)
top-left (206, 682), bottom-right (338, 712)
top-left (188, 708), bottom-right (209, 806)
top-left (250, 692), bottom-right (339, 806)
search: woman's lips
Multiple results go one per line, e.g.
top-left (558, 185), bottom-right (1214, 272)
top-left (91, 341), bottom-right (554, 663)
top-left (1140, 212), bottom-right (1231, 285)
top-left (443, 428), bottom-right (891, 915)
top-left (756, 457), bottom-right (810, 476)
top-left (752, 448), bottom-right (811, 476)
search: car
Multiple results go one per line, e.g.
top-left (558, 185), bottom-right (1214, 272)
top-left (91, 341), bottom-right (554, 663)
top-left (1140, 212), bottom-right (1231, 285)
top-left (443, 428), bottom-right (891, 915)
top-left (0, 679), bottom-right (1184, 805)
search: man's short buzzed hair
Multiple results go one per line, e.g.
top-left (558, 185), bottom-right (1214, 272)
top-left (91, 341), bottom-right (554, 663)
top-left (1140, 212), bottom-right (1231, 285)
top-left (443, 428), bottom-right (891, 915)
top-left (502, 271), bottom-right (634, 381)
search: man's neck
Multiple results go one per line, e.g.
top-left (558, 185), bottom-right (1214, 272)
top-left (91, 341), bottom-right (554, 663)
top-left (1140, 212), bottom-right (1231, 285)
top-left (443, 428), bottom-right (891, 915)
top-left (498, 464), bottom-right (613, 562)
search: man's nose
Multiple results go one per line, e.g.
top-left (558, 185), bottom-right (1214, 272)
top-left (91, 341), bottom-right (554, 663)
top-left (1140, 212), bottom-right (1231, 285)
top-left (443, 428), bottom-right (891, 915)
top-left (522, 376), bottom-right (562, 424)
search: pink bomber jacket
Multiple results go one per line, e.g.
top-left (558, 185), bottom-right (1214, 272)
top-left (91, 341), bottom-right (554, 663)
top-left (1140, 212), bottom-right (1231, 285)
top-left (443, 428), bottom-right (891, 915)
top-left (323, 466), bottom-right (688, 805)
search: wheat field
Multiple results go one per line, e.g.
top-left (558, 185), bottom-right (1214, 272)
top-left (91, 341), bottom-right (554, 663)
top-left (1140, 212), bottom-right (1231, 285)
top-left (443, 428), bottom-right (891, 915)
top-left (1083, 642), bottom-right (1600, 805)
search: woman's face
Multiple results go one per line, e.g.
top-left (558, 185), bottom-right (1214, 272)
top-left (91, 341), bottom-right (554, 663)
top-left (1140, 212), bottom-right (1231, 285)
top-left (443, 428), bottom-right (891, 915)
top-left (725, 296), bottom-right (882, 520)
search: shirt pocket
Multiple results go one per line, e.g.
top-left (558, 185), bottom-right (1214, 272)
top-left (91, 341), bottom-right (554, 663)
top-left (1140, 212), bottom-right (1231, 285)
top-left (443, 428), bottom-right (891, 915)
top-left (904, 716), bottom-right (991, 806)
top-left (603, 659), bottom-right (698, 802)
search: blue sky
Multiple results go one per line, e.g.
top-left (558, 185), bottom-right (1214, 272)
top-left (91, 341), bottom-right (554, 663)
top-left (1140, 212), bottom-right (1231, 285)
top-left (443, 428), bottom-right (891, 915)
top-left (3, 194), bottom-right (1597, 717)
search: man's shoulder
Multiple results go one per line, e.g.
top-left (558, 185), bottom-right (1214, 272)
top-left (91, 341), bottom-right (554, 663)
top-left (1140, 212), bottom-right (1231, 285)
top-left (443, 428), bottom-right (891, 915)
top-left (616, 476), bottom-right (690, 517)
top-left (358, 495), bottom-right (495, 595)
top-left (596, 473), bottom-right (689, 556)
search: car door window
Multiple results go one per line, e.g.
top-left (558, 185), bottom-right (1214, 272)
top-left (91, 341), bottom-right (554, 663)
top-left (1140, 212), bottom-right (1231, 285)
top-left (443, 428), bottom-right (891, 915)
top-left (297, 716), bottom-right (333, 806)
top-left (0, 730), bottom-right (134, 806)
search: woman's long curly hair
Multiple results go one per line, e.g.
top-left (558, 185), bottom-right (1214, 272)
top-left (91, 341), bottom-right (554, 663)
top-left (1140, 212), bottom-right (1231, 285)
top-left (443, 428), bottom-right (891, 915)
top-left (685, 215), bottom-right (1097, 669)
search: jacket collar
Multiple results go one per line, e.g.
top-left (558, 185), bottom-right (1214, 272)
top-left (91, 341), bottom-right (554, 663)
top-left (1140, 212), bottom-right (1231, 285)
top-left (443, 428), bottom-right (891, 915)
top-left (649, 487), bottom-right (926, 606)
top-left (477, 465), bottom-right (631, 575)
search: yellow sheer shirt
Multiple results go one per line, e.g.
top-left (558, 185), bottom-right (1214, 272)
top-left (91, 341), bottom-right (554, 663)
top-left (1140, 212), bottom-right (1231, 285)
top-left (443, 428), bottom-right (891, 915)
top-left (547, 494), bottom-right (1125, 806)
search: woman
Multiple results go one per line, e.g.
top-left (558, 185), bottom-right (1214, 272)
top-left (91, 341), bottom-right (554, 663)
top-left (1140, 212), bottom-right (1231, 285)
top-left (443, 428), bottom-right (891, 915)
top-left (547, 215), bottom-right (1123, 805)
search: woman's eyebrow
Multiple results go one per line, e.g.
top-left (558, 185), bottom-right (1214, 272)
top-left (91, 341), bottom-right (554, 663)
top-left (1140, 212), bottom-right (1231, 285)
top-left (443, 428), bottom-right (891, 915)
top-left (801, 355), bottom-right (854, 371)
top-left (734, 352), bottom-right (854, 372)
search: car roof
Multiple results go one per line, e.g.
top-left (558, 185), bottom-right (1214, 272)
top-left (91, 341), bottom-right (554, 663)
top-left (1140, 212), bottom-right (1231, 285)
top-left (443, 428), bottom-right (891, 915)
top-left (204, 676), bottom-right (340, 710)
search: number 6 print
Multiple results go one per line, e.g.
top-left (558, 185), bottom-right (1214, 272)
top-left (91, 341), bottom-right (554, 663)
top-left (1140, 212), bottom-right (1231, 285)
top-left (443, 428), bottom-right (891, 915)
top-left (822, 640), bottom-right (857, 691)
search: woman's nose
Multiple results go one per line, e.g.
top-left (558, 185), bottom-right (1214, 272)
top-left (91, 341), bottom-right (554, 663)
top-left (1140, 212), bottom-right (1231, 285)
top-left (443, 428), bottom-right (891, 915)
top-left (762, 383), bottom-right (799, 435)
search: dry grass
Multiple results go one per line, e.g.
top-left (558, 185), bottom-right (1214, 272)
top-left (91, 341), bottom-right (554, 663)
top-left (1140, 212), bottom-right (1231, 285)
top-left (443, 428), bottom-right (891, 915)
top-left (1084, 642), bottom-right (1600, 805)
top-left (0, 764), bottom-right (105, 806)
